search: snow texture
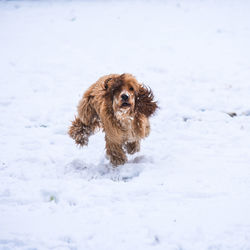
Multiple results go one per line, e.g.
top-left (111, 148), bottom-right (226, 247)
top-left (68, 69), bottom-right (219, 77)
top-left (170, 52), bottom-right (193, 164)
top-left (1, 0), bottom-right (250, 249)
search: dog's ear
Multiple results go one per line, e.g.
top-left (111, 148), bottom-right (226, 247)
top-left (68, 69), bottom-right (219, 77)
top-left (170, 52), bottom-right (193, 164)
top-left (104, 76), bottom-right (123, 100)
top-left (104, 77), bottom-right (113, 90)
top-left (135, 84), bottom-right (158, 117)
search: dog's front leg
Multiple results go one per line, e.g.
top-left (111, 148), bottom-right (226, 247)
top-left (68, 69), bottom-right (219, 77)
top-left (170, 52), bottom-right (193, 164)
top-left (105, 137), bottom-right (127, 166)
top-left (68, 117), bottom-right (93, 147)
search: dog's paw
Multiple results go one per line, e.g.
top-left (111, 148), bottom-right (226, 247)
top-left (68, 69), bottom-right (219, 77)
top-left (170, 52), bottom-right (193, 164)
top-left (71, 131), bottom-right (89, 147)
top-left (110, 155), bottom-right (127, 166)
top-left (68, 118), bottom-right (91, 147)
top-left (125, 141), bottom-right (140, 155)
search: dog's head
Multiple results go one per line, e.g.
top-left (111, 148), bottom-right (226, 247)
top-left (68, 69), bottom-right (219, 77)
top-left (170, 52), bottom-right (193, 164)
top-left (104, 74), bottom-right (138, 115)
top-left (104, 74), bottom-right (158, 118)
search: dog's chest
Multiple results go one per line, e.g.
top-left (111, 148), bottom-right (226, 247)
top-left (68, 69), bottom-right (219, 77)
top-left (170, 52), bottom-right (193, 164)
top-left (115, 110), bottom-right (137, 142)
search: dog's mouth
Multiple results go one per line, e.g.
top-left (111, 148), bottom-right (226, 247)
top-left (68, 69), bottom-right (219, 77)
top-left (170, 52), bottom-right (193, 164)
top-left (120, 102), bottom-right (131, 108)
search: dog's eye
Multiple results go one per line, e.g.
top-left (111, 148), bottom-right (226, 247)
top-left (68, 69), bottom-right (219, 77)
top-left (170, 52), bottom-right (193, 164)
top-left (129, 87), bottom-right (134, 91)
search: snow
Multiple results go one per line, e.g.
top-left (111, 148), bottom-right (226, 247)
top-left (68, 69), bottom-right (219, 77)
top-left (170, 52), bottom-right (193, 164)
top-left (1, 0), bottom-right (250, 249)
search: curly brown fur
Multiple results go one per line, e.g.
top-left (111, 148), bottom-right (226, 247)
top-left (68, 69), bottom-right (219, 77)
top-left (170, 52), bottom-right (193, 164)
top-left (68, 73), bottom-right (158, 166)
top-left (125, 141), bottom-right (140, 155)
top-left (105, 136), bottom-right (127, 165)
top-left (136, 85), bottom-right (158, 117)
top-left (68, 117), bottom-right (92, 147)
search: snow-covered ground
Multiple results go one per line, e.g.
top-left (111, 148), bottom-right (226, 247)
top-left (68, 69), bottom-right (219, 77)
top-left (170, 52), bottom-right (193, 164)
top-left (1, 0), bottom-right (250, 249)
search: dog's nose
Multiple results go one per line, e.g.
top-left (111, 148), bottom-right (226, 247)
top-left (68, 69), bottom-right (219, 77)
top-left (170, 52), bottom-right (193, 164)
top-left (121, 94), bottom-right (129, 101)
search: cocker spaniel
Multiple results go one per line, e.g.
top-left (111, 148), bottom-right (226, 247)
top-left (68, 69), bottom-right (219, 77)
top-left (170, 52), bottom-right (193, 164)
top-left (68, 73), bottom-right (158, 166)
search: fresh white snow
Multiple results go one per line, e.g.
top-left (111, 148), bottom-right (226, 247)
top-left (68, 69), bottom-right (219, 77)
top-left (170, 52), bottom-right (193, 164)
top-left (1, 1), bottom-right (250, 249)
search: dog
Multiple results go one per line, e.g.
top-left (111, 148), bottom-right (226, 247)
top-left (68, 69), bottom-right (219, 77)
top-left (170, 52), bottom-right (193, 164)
top-left (68, 73), bottom-right (158, 166)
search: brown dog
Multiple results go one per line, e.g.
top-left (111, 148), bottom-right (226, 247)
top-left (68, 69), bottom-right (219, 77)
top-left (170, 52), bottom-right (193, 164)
top-left (68, 73), bottom-right (158, 166)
